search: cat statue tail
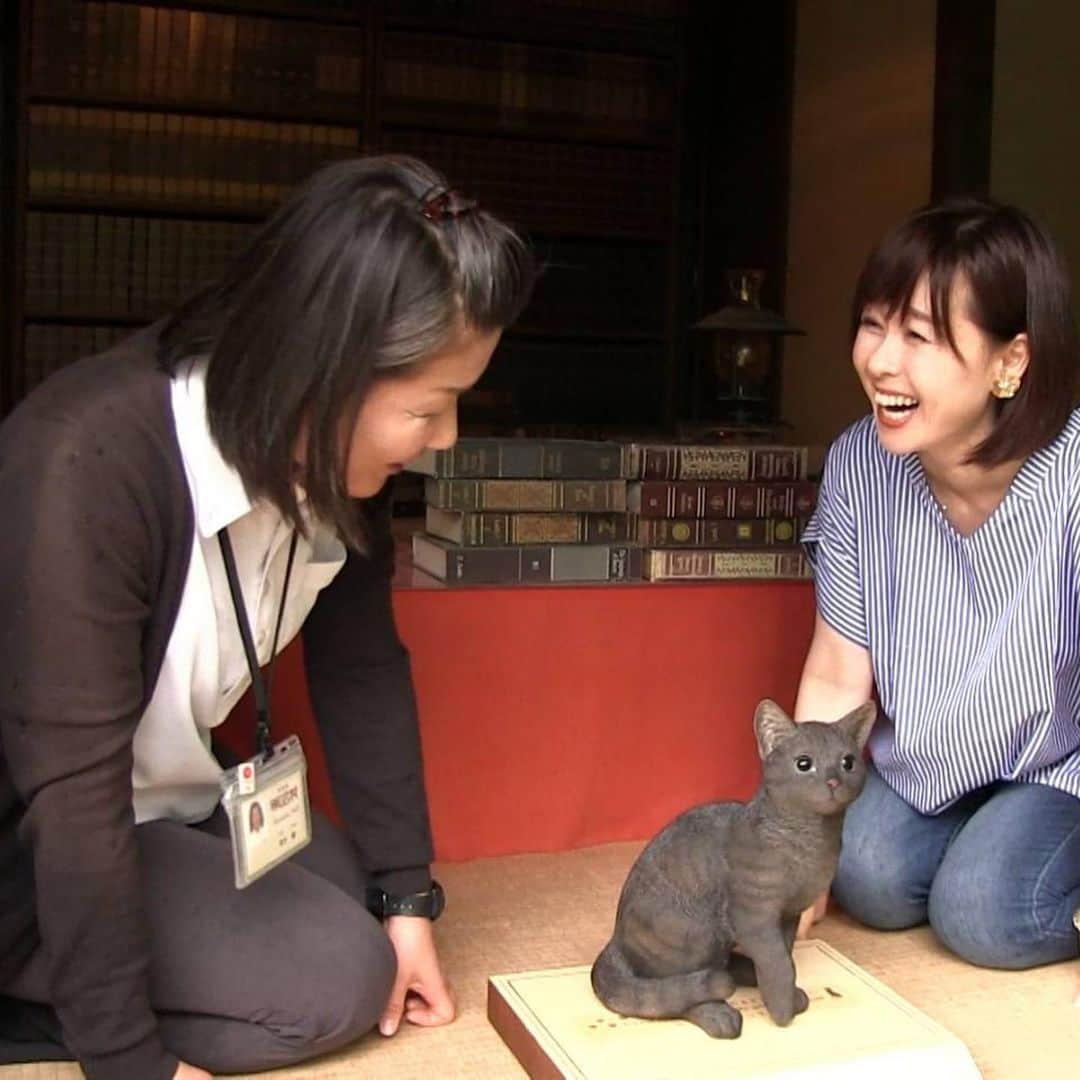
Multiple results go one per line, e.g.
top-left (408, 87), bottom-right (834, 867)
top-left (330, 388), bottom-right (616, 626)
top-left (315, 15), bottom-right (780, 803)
top-left (590, 941), bottom-right (736, 1019)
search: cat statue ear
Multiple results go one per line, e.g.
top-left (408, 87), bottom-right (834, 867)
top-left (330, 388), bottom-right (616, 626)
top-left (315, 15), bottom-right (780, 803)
top-left (753, 698), bottom-right (878, 760)
top-left (753, 699), bottom-right (798, 759)
top-left (835, 700), bottom-right (877, 751)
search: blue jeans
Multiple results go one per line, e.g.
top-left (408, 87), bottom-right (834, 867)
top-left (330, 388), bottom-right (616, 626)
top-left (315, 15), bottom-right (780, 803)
top-left (833, 767), bottom-right (1080, 969)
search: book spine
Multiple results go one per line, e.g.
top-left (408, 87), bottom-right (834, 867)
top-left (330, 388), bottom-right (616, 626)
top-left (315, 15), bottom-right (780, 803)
top-left (422, 440), bottom-right (634, 478)
top-left (426, 508), bottom-right (630, 546)
top-left (579, 512), bottom-right (631, 544)
top-left (639, 445), bottom-right (808, 481)
top-left (642, 549), bottom-right (813, 581)
top-left (489, 544), bottom-right (642, 584)
top-left (425, 478), bottom-right (627, 512)
top-left (634, 516), bottom-right (803, 547)
top-left (457, 545), bottom-right (544, 585)
top-left (628, 481), bottom-right (817, 519)
top-left (549, 543), bottom-right (640, 582)
top-left (414, 534), bottom-right (639, 584)
top-left (24, 211), bottom-right (43, 314)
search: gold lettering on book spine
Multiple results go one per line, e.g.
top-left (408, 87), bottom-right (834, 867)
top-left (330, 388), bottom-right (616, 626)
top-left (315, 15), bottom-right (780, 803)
top-left (710, 552), bottom-right (778, 577)
top-left (678, 447), bottom-right (750, 480)
top-left (511, 514), bottom-right (581, 543)
top-left (481, 480), bottom-right (556, 510)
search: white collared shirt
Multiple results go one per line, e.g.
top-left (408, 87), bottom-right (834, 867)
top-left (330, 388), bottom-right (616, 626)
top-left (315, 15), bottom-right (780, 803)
top-left (131, 362), bottom-right (346, 824)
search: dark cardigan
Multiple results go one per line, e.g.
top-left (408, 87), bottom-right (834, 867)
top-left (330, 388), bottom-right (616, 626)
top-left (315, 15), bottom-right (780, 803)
top-left (0, 329), bottom-right (433, 1079)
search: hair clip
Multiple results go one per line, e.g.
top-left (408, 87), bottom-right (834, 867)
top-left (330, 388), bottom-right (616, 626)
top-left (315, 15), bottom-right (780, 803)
top-left (419, 188), bottom-right (479, 224)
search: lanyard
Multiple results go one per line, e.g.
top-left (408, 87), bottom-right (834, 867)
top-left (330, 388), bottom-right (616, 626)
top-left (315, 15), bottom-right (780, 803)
top-left (217, 528), bottom-right (299, 760)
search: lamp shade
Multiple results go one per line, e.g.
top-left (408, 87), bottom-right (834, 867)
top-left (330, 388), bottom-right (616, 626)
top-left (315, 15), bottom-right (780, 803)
top-left (693, 305), bottom-right (804, 335)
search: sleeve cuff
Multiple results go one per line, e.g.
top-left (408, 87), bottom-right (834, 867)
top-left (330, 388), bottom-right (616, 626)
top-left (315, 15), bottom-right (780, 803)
top-left (372, 865), bottom-right (432, 897)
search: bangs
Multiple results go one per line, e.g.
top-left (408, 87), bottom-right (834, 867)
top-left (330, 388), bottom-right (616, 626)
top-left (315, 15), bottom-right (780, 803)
top-left (852, 219), bottom-right (967, 357)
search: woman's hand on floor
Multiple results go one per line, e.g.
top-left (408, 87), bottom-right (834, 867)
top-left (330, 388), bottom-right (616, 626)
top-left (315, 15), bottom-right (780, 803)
top-left (173, 1062), bottom-right (212, 1079)
top-left (379, 915), bottom-right (456, 1036)
top-left (797, 891), bottom-right (830, 938)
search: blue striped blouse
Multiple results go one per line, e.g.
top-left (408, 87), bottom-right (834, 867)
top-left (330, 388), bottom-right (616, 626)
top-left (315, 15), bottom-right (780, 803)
top-left (803, 411), bottom-right (1080, 813)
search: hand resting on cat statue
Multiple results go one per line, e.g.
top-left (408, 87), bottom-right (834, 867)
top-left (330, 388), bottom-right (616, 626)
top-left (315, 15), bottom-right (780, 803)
top-left (591, 698), bottom-right (876, 1038)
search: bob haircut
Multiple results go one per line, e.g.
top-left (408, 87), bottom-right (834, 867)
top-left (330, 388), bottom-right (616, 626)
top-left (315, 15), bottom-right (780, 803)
top-left (851, 197), bottom-right (1077, 466)
top-left (158, 155), bottom-right (536, 546)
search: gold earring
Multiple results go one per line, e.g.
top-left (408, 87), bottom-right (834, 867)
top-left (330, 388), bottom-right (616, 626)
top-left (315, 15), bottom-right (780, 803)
top-left (992, 372), bottom-right (1021, 399)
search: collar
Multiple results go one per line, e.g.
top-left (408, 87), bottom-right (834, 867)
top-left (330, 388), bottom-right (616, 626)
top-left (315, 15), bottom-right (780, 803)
top-left (1008, 410), bottom-right (1080, 501)
top-left (896, 409), bottom-right (1080, 513)
top-left (170, 360), bottom-right (255, 538)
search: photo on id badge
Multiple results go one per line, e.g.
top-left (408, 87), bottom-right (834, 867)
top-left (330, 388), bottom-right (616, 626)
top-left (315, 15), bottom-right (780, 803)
top-left (223, 736), bottom-right (312, 887)
top-left (240, 792), bottom-right (277, 874)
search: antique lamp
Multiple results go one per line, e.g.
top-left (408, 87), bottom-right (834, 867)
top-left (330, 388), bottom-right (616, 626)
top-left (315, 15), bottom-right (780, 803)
top-left (691, 269), bottom-right (803, 433)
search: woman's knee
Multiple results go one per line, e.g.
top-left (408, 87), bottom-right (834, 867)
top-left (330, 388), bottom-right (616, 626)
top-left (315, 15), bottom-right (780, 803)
top-left (927, 861), bottom-right (1064, 969)
top-left (830, 772), bottom-right (945, 930)
top-left (832, 836), bottom-right (930, 930)
top-left (303, 908), bottom-right (397, 1044)
top-left (928, 794), bottom-right (1080, 970)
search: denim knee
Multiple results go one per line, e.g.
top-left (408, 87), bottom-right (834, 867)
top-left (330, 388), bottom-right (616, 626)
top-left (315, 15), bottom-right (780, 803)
top-left (929, 859), bottom-right (1034, 969)
top-left (928, 812), bottom-right (1080, 970)
top-left (830, 770), bottom-right (954, 931)
top-left (832, 834), bottom-right (930, 930)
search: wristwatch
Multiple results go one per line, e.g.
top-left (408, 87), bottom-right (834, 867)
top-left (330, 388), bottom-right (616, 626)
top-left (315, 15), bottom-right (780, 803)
top-left (366, 879), bottom-right (446, 921)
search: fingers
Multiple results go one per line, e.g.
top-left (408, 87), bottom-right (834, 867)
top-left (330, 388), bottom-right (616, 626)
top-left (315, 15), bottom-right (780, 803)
top-left (381, 915), bottom-right (455, 1035)
top-left (796, 892), bottom-right (829, 939)
top-left (404, 983), bottom-right (456, 1028)
top-left (378, 975), bottom-right (408, 1037)
top-left (380, 981), bottom-right (456, 1035)
top-left (173, 1063), bottom-right (213, 1080)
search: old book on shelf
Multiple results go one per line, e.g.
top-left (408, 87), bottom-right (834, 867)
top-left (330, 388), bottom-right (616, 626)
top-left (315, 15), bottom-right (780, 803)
top-left (631, 443), bottom-right (809, 481)
top-left (628, 480), bottom-right (817, 519)
top-left (425, 478), bottom-right (627, 512)
top-left (407, 438), bottom-right (637, 479)
top-left (426, 507), bottom-right (631, 546)
top-left (412, 533), bottom-right (641, 585)
top-left (642, 548), bottom-right (813, 581)
top-left (634, 516), bottom-right (804, 547)
top-left (487, 939), bottom-right (983, 1080)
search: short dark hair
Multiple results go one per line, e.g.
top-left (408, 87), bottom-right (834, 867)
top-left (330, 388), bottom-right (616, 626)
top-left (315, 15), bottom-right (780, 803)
top-left (851, 197), bottom-right (1078, 465)
top-left (159, 155), bottom-right (536, 545)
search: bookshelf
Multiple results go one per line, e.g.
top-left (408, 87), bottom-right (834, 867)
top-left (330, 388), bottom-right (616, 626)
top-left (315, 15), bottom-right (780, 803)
top-left (1, 0), bottom-right (794, 432)
top-left (9, 0), bottom-right (371, 402)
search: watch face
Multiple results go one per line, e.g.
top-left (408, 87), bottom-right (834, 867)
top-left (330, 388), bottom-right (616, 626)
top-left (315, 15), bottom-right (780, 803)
top-left (430, 880), bottom-right (446, 919)
top-left (365, 886), bottom-right (388, 921)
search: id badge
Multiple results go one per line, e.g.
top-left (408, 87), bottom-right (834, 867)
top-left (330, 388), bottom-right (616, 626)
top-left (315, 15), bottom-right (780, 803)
top-left (220, 735), bottom-right (312, 889)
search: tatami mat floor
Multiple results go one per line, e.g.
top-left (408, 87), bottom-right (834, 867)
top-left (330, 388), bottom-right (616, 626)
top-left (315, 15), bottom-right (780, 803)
top-left (2, 840), bottom-right (1077, 1078)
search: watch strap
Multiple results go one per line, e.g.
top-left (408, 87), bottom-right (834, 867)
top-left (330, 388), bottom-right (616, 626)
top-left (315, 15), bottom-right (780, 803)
top-left (366, 879), bottom-right (445, 921)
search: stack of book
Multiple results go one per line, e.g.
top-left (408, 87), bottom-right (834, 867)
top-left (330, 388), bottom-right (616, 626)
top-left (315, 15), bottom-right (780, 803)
top-left (627, 442), bottom-right (819, 581)
top-left (405, 437), bottom-right (820, 585)
top-left (407, 439), bottom-right (643, 585)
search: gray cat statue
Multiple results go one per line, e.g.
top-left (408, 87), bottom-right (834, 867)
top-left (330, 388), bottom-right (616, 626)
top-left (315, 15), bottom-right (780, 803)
top-left (591, 698), bottom-right (876, 1039)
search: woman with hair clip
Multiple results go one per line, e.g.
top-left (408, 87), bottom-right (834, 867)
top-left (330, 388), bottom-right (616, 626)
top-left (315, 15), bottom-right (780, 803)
top-left (0, 156), bottom-right (536, 1080)
top-left (795, 197), bottom-right (1080, 970)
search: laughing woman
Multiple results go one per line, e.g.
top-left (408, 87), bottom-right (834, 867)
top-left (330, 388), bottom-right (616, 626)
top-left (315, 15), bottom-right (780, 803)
top-left (795, 198), bottom-right (1080, 969)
